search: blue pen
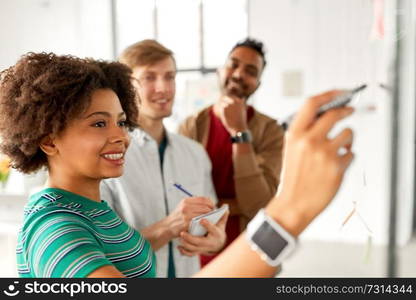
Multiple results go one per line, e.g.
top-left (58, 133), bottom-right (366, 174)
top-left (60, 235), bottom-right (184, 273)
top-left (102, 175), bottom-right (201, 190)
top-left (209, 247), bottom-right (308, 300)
top-left (172, 183), bottom-right (193, 197)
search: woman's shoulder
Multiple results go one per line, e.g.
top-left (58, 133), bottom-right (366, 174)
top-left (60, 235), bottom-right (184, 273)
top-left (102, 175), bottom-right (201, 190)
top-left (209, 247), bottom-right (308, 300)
top-left (22, 189), bottom-right (101, 230)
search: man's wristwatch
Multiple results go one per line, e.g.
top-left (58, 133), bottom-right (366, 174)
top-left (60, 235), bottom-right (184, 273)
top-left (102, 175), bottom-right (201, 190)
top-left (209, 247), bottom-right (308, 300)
top-left (230, 130), bottom-right (252, 143)
top-left (246, 209), bottom-right (297, 267)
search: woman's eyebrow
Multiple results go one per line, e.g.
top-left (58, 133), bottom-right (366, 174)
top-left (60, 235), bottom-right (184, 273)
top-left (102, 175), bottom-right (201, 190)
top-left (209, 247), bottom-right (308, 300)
top-left (84, 111), bottom-right (126, 119)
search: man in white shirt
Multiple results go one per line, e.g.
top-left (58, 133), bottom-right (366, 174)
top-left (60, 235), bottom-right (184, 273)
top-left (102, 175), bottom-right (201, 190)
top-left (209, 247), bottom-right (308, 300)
top-left (100, 40), bottom-right (227, 277)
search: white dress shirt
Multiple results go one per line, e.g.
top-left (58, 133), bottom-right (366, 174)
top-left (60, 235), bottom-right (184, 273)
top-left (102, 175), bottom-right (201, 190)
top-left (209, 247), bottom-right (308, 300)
top-left (100, 128), bottom-right (217, 277)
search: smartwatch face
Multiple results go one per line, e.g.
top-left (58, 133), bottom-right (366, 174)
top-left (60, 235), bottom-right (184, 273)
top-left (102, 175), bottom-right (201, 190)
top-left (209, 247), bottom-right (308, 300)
top-left (251, 221), bottom-right (288, 259)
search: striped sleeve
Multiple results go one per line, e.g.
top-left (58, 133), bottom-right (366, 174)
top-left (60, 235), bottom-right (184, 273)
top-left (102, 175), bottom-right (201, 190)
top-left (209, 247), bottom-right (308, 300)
top-left (23, 213), bottom-right (112, 278)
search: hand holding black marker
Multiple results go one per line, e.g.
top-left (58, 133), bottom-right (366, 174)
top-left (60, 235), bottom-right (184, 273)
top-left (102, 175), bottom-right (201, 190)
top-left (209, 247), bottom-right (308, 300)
top-left (281, 84), bottom-right (367, 130)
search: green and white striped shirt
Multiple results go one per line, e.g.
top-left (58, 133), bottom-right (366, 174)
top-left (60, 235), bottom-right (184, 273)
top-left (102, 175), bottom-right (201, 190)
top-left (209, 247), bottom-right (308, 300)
top-left (16, 188), bottom-right (156, 278)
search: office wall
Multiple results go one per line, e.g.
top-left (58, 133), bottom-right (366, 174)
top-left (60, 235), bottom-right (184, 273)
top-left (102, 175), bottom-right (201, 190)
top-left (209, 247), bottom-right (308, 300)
top-left (0, 0), bottom-right (115, 194)
top-left (0, 0), bottom-right (113, 70)
top-left (248, 0), bottom-right (414, 246)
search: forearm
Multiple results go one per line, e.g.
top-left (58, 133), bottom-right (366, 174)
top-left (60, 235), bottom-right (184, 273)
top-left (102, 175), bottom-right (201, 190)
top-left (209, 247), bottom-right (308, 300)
top-left (140, 217), bottom-right (175, 251)
top-left (194, 195), bottom-right (305, 278)
top-left (235, 174), bottom-right (276, 216)
top-left (232, 144), bottom-right (278, 217)
top-left (194, 233), bottom-right (277, 277)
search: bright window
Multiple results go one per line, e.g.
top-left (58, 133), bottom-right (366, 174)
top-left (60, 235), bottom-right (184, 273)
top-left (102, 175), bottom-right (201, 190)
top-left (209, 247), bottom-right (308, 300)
top-left (114, 0), bottom-right (248, 127)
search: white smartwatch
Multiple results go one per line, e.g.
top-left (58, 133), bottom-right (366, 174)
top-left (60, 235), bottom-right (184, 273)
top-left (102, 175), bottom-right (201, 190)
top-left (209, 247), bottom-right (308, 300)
top-left (246, 209), bottom-right (297, 267)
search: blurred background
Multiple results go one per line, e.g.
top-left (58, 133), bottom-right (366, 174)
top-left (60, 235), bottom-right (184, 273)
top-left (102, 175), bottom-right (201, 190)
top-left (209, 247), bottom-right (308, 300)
top-left (0, 0), bottom-right (415, 277)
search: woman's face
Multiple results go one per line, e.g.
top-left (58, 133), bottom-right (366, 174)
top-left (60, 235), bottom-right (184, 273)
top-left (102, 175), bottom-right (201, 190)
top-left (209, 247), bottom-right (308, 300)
top-left (51, 88), bottom-right (130, 182)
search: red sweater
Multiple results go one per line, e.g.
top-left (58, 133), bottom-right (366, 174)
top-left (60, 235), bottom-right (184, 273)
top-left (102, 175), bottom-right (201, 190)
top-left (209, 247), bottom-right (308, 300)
top-left (200, 106), bottom-right (254, 267)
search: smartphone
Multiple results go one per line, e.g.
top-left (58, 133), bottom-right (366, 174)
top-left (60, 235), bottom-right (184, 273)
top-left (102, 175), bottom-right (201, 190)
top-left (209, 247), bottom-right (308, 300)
top-left (281, 84), bottom-right (367, 130)
top-left (188, 204), bottom-right (229, 236)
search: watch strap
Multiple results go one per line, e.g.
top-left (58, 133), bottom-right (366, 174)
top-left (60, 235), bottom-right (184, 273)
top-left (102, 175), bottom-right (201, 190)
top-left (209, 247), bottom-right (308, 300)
top-left (246, 209), bottom-right (297, 267)
top-left (230, 130), bottom-right (252, 143)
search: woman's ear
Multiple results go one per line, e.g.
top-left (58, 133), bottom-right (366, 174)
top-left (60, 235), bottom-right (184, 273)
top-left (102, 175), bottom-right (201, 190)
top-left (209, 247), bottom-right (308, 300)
top-left (39, 135), bottom-right (57, 156)
top-left (136, 93), bottom-right (142, 107)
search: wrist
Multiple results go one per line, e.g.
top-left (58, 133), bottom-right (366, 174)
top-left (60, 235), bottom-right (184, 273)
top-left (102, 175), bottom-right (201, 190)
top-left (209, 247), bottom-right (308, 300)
top-left (164, 214), bottom-right (181, 239)
top-left (246, 208), bottom-right (298, 267)
top-left (265, 195), bottom-right (311, 237)
top-left (230, 129), bottom-right (252, 144)
top-left (229, 127), bottom-right (249, 136)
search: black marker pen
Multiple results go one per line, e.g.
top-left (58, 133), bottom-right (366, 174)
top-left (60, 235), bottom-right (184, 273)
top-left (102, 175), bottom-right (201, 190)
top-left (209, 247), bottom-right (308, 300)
top-left (281, 84), bottom-right (367, 131)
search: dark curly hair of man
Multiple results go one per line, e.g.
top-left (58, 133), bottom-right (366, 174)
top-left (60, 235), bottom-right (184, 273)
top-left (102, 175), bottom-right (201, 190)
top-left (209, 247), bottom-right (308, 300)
top-left (230, 37), bottom-right (267, 68)
top-left (0, 52), bottom-right (139, 174)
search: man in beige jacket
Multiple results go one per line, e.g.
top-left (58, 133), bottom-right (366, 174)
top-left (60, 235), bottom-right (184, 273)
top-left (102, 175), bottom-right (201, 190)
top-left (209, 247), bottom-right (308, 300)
top-left (179, 38), bottom-right (284, 267)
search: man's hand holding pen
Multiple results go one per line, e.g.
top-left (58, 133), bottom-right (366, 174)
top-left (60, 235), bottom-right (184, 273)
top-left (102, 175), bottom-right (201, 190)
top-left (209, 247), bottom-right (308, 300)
top-left (171, 182), bottom-right (229, 256)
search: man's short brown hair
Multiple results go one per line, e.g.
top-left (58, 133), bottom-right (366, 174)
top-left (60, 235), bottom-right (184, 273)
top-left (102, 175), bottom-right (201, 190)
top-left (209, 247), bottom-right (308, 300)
top-left (119, 39), bottom-right (175, 69)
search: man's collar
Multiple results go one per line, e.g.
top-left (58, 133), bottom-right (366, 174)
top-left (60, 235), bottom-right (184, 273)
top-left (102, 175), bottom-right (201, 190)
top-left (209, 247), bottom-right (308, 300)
top-left (133, 127), bottom-right (171, 146)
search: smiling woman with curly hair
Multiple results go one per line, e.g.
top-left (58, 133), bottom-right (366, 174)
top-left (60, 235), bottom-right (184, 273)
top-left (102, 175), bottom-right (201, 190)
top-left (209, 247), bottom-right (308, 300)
top-left (0, 52), bottom-right (159, 278)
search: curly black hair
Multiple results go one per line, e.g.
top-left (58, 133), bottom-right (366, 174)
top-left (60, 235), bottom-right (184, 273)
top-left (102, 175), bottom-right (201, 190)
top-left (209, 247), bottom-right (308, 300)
top-left (0, 52), bottom-right (139, 174)
top-left (230, 37), bottom-right (267, 68)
